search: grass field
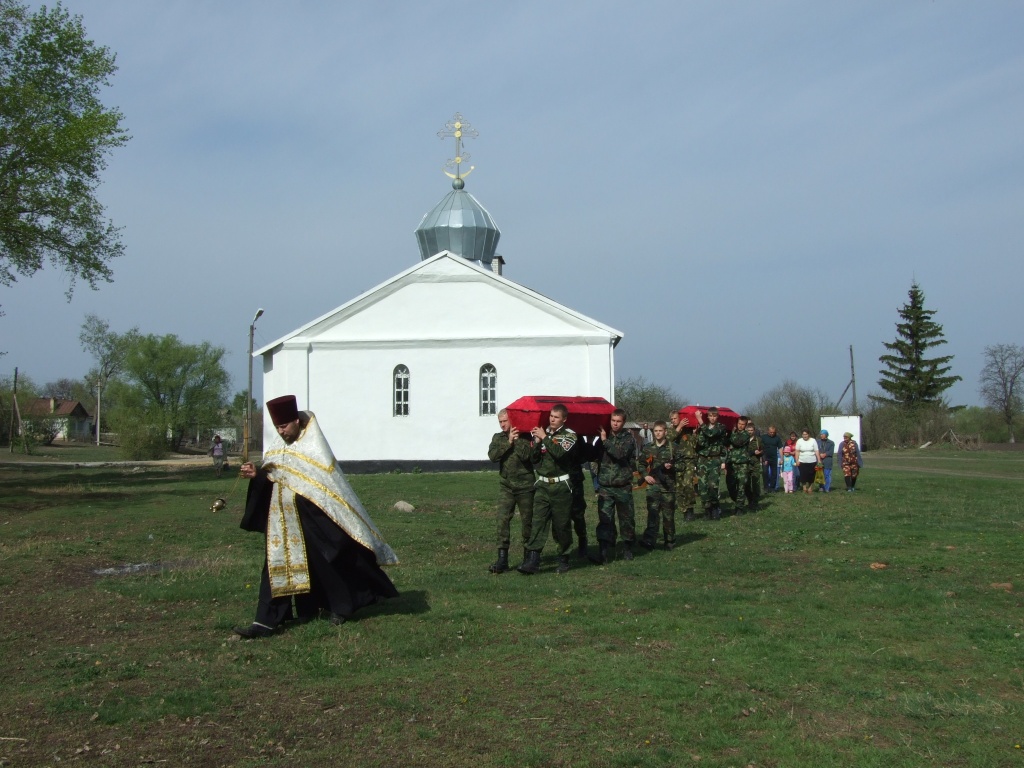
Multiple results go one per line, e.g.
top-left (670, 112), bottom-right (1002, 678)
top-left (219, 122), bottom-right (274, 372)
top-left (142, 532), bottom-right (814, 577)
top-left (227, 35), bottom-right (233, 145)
top-left (0, 452), bottom-right (1021, 767)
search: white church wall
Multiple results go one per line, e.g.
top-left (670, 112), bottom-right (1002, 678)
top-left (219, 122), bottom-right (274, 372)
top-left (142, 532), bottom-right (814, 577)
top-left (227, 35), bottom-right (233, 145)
top-left (262, 337), bottom-right (614, 462)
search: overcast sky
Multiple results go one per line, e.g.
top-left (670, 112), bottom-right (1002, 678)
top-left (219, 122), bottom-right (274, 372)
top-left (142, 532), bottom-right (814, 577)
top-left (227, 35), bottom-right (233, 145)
top-left (4, 0), bottom-right (1022, 412)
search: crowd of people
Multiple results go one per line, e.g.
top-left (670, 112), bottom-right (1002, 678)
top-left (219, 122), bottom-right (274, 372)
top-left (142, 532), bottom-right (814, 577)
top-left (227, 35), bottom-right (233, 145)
top-left (487, 404), bottom-right (863, 575)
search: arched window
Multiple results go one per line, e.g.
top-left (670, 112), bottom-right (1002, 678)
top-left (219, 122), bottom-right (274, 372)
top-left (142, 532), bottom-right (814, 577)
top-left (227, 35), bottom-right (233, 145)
top-left (480, 364), bottom-right (497, 416)
top-left (393, 365), bottom-right (410, 416)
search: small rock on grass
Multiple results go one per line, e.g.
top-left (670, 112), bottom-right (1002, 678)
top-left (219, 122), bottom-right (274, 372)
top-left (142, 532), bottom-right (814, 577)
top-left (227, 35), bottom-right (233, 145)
top-left (394, 501), bottom-right (415, 513)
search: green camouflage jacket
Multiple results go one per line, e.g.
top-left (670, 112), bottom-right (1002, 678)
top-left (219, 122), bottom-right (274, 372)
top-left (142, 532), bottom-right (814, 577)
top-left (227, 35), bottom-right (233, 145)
top-left (728, 429), bottom-right (752, 465)
top-left (638, 440), bottom-right (676, 491)
top-left (597, 429), bottom-right (637, 488)
top-left (747, 434), bottom-right (764, 466)
top-left (488, 431), bottom-right (536, 491)
top-left (530, 426), bottom-right (579, 478)
top-left (671, 430), bottom-right (698, 466)
top-left (694, 422), bottom-right (729, 459)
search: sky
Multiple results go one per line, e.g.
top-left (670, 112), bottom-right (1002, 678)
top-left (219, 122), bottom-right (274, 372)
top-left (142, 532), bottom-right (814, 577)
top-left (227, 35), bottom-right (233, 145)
top-left (3, 0), bottom-right (1023, 412)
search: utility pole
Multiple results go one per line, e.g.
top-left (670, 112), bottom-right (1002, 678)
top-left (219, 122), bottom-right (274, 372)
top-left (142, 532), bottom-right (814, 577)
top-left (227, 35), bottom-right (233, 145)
top-left (244, 308), bottom-right (264, 463)
top-left (8, 367), bottom-right (17, 453)
top-left (850, 345), bottom-right (858, 414)
top-left (95, 377), bottom-right (102, 446)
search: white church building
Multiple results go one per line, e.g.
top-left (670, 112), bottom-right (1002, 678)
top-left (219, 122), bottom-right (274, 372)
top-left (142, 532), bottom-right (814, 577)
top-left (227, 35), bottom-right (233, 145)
top-left (255, 116), bottom-right (622, 471)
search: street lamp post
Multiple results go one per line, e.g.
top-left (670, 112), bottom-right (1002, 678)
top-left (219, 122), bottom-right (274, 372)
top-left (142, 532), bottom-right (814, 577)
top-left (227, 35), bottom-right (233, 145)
top-left (244, 308), bottom-right (264, 464)
top-left (95, 377), bottom-right (102, 447)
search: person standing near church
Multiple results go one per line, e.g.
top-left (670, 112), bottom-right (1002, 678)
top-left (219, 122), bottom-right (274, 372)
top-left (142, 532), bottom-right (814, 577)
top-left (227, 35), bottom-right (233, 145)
top-left (760, 425), bottom-right (784, 492)
top-left (487, 408), bottom-right (536, 574)
top-left (638, 421), bottom-right (677, 549)
top-left (671, 412), bottom-right (699, 522)
top-left (209, 434), bottom-right (226, 476)
top-left (234, 395), bottom-right (399, 639)
top-left (638, 422), bottom-right (654, 446)
top-left (795, 429), bottom-right (821, 494)
top-left (518, 404), bottom-right (578, 575)
top-left (840, 431), bottom-right (863, 491)
top-left (744, 421), bottom-right (763, 510)
top-left (592, 408), bottom-right (638, 563)
top-left (726, 415), bottom-right (750, 508)
top-left (817, 429), bottom-right (835, 492)
top-left (694, 407), bottom-right (729, 519)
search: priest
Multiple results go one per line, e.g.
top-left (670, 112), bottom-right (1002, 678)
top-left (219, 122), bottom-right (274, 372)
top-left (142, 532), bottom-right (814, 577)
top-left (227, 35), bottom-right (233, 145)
top-left (234, 395), bottom-right (399, 638)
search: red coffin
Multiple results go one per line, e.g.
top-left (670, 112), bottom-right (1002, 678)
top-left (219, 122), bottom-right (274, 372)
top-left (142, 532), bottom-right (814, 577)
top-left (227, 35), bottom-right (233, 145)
top-left (677, 405), bottom-right (742, 432)
top-left (505, 396), bottom-right (615, 438)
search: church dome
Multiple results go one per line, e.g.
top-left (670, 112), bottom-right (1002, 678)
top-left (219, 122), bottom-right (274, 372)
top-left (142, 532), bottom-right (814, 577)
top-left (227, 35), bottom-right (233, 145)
top-left (414, 178), bottom-right (501, 264)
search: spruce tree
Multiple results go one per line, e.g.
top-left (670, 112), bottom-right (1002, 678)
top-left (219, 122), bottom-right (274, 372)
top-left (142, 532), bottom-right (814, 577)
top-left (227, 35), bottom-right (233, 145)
top-left (871, 283), bottom-right (960, 407)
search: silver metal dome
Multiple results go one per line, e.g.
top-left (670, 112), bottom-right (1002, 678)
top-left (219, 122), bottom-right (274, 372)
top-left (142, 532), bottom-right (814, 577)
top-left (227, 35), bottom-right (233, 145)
top-left (414, 183), bottom-right (501, 264)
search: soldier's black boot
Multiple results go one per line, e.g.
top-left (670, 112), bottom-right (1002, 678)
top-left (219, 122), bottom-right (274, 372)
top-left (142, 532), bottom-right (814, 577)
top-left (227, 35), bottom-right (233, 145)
top-left (588, 541), bottom-right (609, 565)
top-left (555, 554), bottom-right (570, 574)
top-left (517, 550), bottom-right (541, 575)
top-left (488, 548), bottom-right (509, 574)
top-left (577, 539), bottom-right (588, 559)
top-left (622, 542), bottom-right (634, 561)
top-left (684, 507), bottom-right (695, 522)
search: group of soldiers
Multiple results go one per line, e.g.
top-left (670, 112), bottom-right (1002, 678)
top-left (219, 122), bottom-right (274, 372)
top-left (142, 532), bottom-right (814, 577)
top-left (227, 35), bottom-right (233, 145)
top-left (486, 404), bottom-right (768, 576)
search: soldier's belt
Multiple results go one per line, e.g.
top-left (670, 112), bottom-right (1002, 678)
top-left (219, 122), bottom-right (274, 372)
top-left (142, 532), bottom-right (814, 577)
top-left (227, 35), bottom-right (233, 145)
top-left (536, 474), bottom-right (570, 484)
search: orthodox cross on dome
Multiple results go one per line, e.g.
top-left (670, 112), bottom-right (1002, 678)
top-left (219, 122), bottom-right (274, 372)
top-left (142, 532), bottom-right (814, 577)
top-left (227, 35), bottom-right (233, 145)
top-left (436, 112), bottom-right (478, 189)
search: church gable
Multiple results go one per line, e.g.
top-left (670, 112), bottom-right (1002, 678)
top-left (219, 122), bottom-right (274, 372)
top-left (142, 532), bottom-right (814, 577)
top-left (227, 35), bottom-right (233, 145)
top-left (263, 253), bottom-right (620, 348)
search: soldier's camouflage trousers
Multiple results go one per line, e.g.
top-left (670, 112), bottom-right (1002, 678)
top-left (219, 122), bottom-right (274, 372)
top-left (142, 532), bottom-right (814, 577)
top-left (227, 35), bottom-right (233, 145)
top-left (727, 462), bottom-right (750, 504)
top-left (747, 462), bottom-right (762, 504)
top-left (674, 463), bottom-right (697, 510)
top-left (495, 485), bottom-right (535, 548)
top-left (642, 488), bottom-right (676, 545)
top-left (526, 480), bottom-right (573, 555)
top-left (697, 458), bottom-right (723, 509)
top-left (596, 485), bottom-right (635, 545)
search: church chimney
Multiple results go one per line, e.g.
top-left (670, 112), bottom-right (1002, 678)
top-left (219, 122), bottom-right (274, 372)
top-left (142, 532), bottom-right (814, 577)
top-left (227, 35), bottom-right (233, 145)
top-left (491, 255), bottom-right (504, 276)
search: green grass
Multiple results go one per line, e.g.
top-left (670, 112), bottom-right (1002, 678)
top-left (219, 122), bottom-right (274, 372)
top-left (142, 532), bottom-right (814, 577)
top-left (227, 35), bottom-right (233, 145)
top-left (0, 454), bottom-right (1022, 766)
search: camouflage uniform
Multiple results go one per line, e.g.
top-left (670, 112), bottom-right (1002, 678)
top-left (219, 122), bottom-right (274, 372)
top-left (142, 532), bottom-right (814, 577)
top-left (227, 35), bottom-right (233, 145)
top-left (638, 439), bottom-right (676, 547)
top-left (746, 433), bottom-right (764, 507)
top-left (525, 426), bottom-right (579, 556)
top-left (726, 429), bottom-right (751, 506)
top-left (595, 429), bottom-right (638, 547)
top-left (671, 429), bottom-right (699, 519)
top-left (487, 430), bottom-right (536, 549)
top-left (694, 421), bottom-right (729, 515)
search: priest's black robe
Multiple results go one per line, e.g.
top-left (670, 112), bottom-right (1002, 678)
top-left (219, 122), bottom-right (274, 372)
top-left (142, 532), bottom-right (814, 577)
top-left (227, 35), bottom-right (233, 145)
top-left (241, 471), bottom-right (399, 628)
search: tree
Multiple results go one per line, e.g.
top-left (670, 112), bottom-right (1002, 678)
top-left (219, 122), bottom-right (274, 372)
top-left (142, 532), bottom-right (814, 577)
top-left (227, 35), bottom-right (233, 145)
top-left (979, 343), bottom-right (1024, 443)
top-left (0, 0), bottom-right (128, 295)
top-left (42, 376), bottom-right (86, 400)
top-left (745, 380), bottom-right (834, 434)
top-left (871, 282), bottom-right (961, 408)
top-left (116, 333), bottom-right (230, 451)
top-left (0, 369), bottom-right (37, 445)
top-left (79, 314), bottom-right (137, 436)
top-left (614, 376), bottom-right (684, 422)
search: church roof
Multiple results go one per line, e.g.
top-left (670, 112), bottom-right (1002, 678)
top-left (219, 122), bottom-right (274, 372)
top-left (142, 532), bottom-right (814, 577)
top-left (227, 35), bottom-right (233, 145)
top-left (255, 252), bottom-right (623, 355)
top-left (414, 182), bottom-right (500, 264)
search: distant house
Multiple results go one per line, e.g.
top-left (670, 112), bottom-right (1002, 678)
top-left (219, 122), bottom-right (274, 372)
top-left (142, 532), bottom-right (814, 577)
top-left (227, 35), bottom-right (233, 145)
top-left (22, 398), bottom-right (93, 442)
